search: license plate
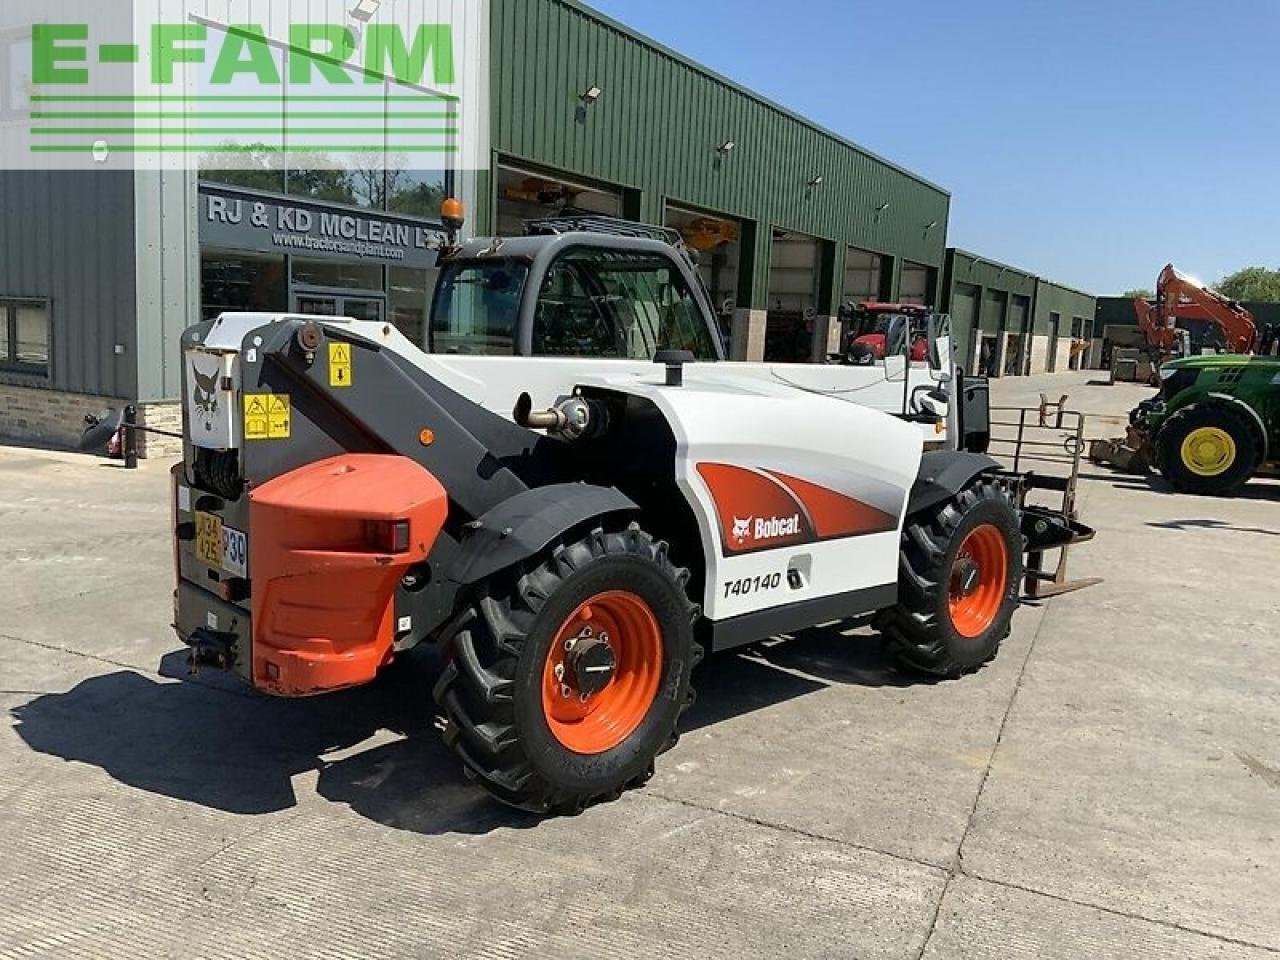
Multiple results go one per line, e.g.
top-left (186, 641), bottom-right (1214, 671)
top-left (195, 512), bottom-right (247, 578)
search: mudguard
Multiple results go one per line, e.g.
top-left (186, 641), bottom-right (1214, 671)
top-left (907, 450), bottom-right (1001, 517)
top-left (451, 483), bottom-right (640, 585)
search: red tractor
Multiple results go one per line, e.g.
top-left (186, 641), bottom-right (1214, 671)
top-left (841, 302), bottom-right (932, 366)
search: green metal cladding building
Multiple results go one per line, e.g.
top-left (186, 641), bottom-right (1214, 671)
top-left (481, 0), bottom-right (952, 363)
top-left (940, 249), bottom-right (1097, 378)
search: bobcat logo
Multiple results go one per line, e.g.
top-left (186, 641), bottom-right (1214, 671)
top-left (190, 361), bottom-right (220, 432)
top-left (732, 516), bottom-right (753, 546)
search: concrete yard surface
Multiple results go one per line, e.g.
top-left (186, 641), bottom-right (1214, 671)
top-left (1, 372), bottom-right (1277, 959)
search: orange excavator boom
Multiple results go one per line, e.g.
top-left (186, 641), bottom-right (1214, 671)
top-left (1138, 264), bottom-right (1258, 355)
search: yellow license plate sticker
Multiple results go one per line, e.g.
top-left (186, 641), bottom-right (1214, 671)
top-left (195, 511), bottom-right (223, 568)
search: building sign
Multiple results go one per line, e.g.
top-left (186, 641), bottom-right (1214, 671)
top-left (199, 185), bottom-right (443, 269)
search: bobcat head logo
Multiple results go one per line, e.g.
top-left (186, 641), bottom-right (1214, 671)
top-left (191, 361), bottom-right (220, 432)
top-left (732, 516), bottom-right (753, 546)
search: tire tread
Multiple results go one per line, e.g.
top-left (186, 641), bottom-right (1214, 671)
top-left (434, 524), bottom-right (698, 814)
top-left (876, 478), bottom-right (1021, 678)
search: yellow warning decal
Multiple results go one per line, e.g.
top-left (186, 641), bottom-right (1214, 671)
top-left (267, 394), bottom-right (291, 439)
top-left (244, 394), bottom-right (269, 440)
top-left (244, 394), bottom-right (291, 440)
top-left (329, 342), bottom-right (353, 388)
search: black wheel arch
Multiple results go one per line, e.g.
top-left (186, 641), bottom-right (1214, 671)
top-left (449, 483), bottom-right (640, 586)
top-left (907, 450), bottom-right (1003, 519)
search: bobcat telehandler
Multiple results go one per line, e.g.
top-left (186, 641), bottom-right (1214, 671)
top-left (147, 209), bottom-right (1093, 814)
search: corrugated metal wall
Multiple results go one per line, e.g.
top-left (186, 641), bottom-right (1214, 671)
top-left (488, 0), bottom-right (950, 306)
top-left (1095, 296), bottom-right (1139, 333)
top-left (939, 248), bottom-right (1037, 370)
top-left (0, 172), bottom-right (138, 399)
top-left (1034, 280), bottom-right (1095, 338)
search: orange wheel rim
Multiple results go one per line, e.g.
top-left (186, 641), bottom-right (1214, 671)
top-left (948, 525), bottom-right (1009, 639)
top-left (542, 591), bottom-right (664, 755)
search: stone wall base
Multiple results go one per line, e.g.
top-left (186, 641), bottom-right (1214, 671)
top-left (1028, 335), bottom-right (1051, 375)
top-left (0, 384), bottom-right (181, 459)
top-left (730, 308), bottom-right (768, 362)
top-left (1053, 338), bottom-right (1074, 374)
top-left (136, 402), bottom-right (183, 458)
top-left (812, 315), bottom-right (842, 361)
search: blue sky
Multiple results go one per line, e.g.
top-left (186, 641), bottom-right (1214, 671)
top-left (586, 0), bottom-right (1278, 294)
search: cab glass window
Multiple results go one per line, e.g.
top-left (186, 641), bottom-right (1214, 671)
top-left (430, 262), bottom-right (529, 355)
top-left (532, 249), bottom-right (717, 360)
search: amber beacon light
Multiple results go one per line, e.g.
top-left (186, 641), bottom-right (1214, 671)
top-left (441, 198), bottom-right (466, 240)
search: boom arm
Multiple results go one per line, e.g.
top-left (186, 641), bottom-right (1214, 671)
top-left (1137, 264), bottom-right (1258, 355)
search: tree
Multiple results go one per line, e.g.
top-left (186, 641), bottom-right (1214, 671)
top-left (1217, 267), bottom-right (1280, 303)
top-left (1122, 288), bottom-right (1153, 300)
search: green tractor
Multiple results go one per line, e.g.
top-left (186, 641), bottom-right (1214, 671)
top-left (1130, 355), bottom-right (1280, 496)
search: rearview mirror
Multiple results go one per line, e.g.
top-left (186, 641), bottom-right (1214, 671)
top-left (80, 408), bottom-right (124, 452)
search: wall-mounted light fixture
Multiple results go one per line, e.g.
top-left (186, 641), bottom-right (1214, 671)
top-left (580, 85), bottom-right (603, 106)
top-left (718, 140), bottom-right (737, 156)
top-left (349, 0), bottom-right (382, 23)
top-left (924, 220), bottom-right (938, 231)
top-left (807, 175), bottom-right (824, 188)
top-left (876, 202), bottom-right (891, 215)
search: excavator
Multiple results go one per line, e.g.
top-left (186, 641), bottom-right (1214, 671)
top-left (1135, 264), bottom-right (1262, 362)
top-left (1092, 264), bottom-right (1280, 496)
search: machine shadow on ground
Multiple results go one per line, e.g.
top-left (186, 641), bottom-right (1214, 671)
top-left (1147, 518), bottom-right (1280, 537)
top-left (685, 624), bottom-right (932, 730)
top-left (1080, 465), bottom-right (1280, 502)
top-left (10, 624), bottom-right (926, 835)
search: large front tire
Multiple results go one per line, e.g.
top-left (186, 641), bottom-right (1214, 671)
top-left (875, 477), bottom-right (1023, 678)
top-left (1155, 404), bottom-right (1261, 497)
top-left (433, 524), bottom-right (699, 814)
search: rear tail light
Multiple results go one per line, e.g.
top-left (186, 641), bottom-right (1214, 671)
top-left (217, 578), bottom-right (251, 604)
top-left (365, 519), bottom-right (411, 554)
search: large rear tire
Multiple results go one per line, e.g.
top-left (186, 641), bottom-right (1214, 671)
top-left (1155, 404), bottom-right (1261, 497)
top-left (875, 477), bottom-right (1023, 678)
top-left (433, 524), bottom-right (700, 814)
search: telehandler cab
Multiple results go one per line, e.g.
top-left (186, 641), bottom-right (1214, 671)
top-left (155, 211), bottom-right (1094, 814)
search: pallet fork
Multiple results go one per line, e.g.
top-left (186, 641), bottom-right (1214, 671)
top-left (990, 395), bottom-right (1102, 600)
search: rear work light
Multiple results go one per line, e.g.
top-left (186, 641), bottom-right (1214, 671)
top-left (366, 519), bottom-right (411, 554)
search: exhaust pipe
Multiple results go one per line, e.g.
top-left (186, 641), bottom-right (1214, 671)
top-left (513, 393), bottom-right (606, 441)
